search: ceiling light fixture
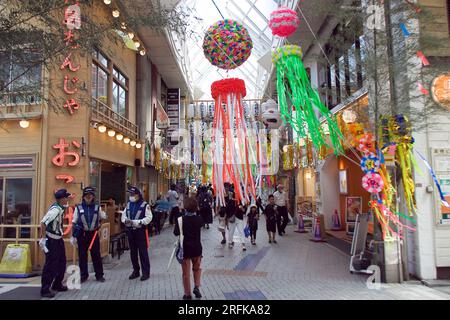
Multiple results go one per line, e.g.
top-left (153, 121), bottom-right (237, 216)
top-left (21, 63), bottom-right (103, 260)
top-left (98, 125), bottom-right (107, 133)
top-left (116, 133), bottom-right (124, 141)
top-left (19, 119), bottom-right (30, 128)
top-left (112, 9), bottom-right (120, 18)
top-left (130, 140), bottom-right (136, 147)
top-left (123, 137), bottom-right (130, 144)
top-left (107, 130), bottom-right (116, 137)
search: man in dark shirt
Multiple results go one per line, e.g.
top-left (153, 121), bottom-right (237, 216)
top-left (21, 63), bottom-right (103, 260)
top-left (264, 195), bottom-right (278, 244)
top-left (174, 197), bottom-right (204, 300)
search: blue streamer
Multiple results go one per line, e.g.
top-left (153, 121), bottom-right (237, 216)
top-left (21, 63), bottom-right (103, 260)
top-left (416, 151), bottom-right (450, 208)
top-left (400, 23), bottom-right (410, 37)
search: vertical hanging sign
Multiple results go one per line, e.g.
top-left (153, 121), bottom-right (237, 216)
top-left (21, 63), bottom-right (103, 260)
top-left (167, 88), bottom-right (180, 145)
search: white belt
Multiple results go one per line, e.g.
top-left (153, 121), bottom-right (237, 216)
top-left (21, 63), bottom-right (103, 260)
top-left (46, 232), bottom-right (62, 240)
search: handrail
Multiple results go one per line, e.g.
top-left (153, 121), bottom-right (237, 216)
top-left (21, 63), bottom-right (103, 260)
top-left (91, 97), bottom-right (139, 140)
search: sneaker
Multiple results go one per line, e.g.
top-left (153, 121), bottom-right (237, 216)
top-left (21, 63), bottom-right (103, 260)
top-left (129, 271), bottom-right (140, 280)
top-left (252, 241), bottom-right (256, 245)
top-left (183, 295), bottom-right (192, 300)
top-left (242, 245), bottom-right (246, 251)
top-left (41, 291), bottom-right (55, 298)
top-left (96, 276), bottom-right (106, 282)
top-left (51, 285), bottom-right (68, 292)
top-left (140, 274), bottom-right (150, 281)
top-left (221, 239), bottom-right (226, 245)
top-left (193, 287), bottom-right (202, 298)
top-left (278, 233), bottom-right (283, 236)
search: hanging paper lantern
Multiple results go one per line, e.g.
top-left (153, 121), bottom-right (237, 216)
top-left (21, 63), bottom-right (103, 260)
top-left (269, 7), bottom-right (300, 37)
top-left (358, 133), bottom-right (375, 155)
top-left (211, 78), bottom-right (256, 206)
top-left (203, 19), bottom-right (253, 70)
top-left (261, 99), bottom-right (281, 129)
top-left (273, 45), bottom-right (344, 154)
top-left (362, 172), bottom-right (384, 194)
top-left (360, 154), bottom-right (380, 174)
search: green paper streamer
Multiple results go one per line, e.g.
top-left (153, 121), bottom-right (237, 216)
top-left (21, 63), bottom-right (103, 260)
top-left (273, 45), bottom-right (344, 154)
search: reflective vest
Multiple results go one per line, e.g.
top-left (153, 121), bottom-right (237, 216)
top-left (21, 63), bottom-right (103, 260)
top-left (126, 201), bottom-right (148, 228)
top-left (46, 204), bottom-right (64, 239)
top-left (76, 204), bottom-right (100, 231)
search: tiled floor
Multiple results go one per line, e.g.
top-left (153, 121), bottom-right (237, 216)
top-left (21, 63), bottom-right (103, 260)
top-left (1, 218), bottom-right (449, 300)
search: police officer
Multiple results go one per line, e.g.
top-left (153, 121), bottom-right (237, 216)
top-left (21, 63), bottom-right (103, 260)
top-left (121, 186), bottom-right (153, 281)
top-left (40, 189), bottom-right (71, 298)
top-left (71, 187), bottom-right (107, 283)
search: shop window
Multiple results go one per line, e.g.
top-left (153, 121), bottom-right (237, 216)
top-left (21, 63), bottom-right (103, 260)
top-left (0, 178), bottom-right (33, 239)
top-left (348, 44), bottom-right (358, 95)
top-left (91, 48), bottom-right (129, 118)
top-left (0, 51), bottom-right (42, 105)
top-left (112, 67), bottom-right (128, 117)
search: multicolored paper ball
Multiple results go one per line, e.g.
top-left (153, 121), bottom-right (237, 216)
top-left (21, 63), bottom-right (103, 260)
top-left (269, 7), bottom-right (300, 37)
top-left (362, 173), bottom-right (384, 194)
top-left (203, 19), bottom-right (253, 70)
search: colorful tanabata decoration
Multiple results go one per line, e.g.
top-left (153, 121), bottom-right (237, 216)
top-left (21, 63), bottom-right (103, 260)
top-left (261, 99), bottom-right (282, 129)
top-left (360, 154), bottom-right (380, 174)
top-left (362, 172), bottom-right (384, 194)
top-left (211, 78), bottom-right (256, 206)
top-left (269, 7), bottom-right (300, 37)
top-left (272, 45), bottom-right (344, 154)
top-left (357, 133), bottom-right (376, 155)
top-left (203, 19), bottom-right (253, 70)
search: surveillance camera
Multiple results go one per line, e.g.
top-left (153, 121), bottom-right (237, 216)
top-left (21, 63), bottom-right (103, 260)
top-left (92, 122), bottom-right (98, 129)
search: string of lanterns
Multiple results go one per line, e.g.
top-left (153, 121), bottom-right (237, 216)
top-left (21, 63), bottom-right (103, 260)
top-left (95, 123), bottom-right (142, 149)
top-left (102, 0), bottom-right (146, 56)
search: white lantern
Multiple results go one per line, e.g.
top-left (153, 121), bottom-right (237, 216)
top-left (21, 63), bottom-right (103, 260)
top-left (98, 125), bottom-right (107, 133)
top-left (261, 99), bottom-right (281, 129)
top-left (342, 109), bottom-right (357, 124)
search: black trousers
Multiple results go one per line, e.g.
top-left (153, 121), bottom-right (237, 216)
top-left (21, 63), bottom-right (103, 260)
top-left (41, 238), bottom-right (66, 294)
top-left (277, 206), bottom-right (288, 234)
top-left (77, 230), bottom-right (103, 280)
top-left (127, 228), bottom-right (150, 276)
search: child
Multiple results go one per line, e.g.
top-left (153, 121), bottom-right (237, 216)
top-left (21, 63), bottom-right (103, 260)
top-left (264, 195), bottom-right (277, 244)
top-left (247, 204), bottom-right (259, 245)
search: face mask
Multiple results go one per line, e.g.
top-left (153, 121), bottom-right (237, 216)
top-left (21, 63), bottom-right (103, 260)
top-left (129, 196), bottom-right (137, 202)
top-left (63, 204), bottom-right (69, 208)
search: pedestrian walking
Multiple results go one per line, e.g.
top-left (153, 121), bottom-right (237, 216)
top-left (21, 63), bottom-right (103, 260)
top-left (197, 185), bottom-right (213, 229)
top-left (264, 195), bottom-right (278, 244)
top-left (121, 186), bottom-right (153, 281)
top-left (39, 189), bottom-right (71, 298)
top-left (247, 204), bottom-right (259, 245)
top-left (167, 183), bottom-right (179, 225)
top-left (153, 194), bottom-right (171, 234)
top-left (217, 205), bottom-right (227, 245)
top-left (71, 187), bottom-right (107, 283)
top-left (228, 199), bottom-right (247, 251)
top-left (273, 184), bottom-right (288, 236)
top-left (173, 197), bottom-right (204, 300)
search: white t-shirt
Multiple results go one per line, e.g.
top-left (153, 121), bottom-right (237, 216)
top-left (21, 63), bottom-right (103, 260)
top-left (273, 191), bottom-right (287, 207)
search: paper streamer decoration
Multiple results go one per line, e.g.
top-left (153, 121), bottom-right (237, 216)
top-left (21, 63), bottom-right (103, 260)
top-left (211, 78), bottom-right (256, 207)
top-left (400, 23), bottom-right (410, 37)
top-left (203, 19), bottom-right (253, 70)
top-left (361, 154), bottom-right (380, 174)
top-left (272, 45), bottom-right (344, 154)
top-left (362, 172), bottom-right (384, 194)
top-left (416, 151), bottom-right (450, 208)
top-left (269, 7), bottom-right (300, 37)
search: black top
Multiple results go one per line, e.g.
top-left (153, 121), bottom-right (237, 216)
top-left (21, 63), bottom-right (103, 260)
top-left (225, 197), bottom-right (236, 219)
top-left (235, 205), bottom-right (246, 220)
top-left (264, 204), bottom-right (277, 222)
top-left (174, 214), bottom-right (204, 258)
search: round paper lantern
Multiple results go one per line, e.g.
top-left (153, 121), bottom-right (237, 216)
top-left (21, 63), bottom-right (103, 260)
top-left (203, 19), bottom-right (253, 70)
top-left (261, 99), bottom-right (281, 129)
top-left (362, 173), bottom-right (384, 194)
top-left (269, 7), bottom-right (300, 37)
top-left (342, 109), bottom-right (357, 124)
